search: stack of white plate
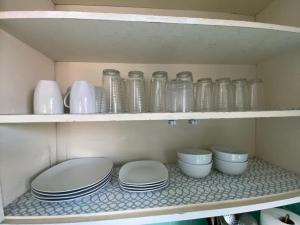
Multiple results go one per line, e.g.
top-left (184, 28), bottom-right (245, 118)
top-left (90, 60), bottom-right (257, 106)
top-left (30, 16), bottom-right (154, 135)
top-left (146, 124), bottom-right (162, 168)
top-left (177, 149), bottom-right (212, 178)
top-left (119, 160), bottom-right (169, 192)
top-left (212, 146), bottom-right (248, 175)
top-left (31, 157), bottom-right (113, 202)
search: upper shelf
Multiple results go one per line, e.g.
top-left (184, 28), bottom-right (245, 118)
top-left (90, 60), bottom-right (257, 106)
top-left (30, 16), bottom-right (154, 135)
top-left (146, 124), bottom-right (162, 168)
top-left (0, 110), bottom-right (300, 123)
top-left (1, 11), bottom-right (300, 63)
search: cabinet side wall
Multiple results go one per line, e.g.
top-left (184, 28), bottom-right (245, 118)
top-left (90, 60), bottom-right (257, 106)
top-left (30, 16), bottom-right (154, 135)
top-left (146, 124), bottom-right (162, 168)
top-left (256, 0), bottom-right (300, 27)
top-left (56, 62), bottom-right (256, 164)
top-left (0, 29), bottom-right (57, 207)
top-left (256, 0), bottom-right (300, 174)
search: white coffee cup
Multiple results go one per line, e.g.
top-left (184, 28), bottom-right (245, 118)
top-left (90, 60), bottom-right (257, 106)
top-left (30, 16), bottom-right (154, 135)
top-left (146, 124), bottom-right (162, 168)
top-left (34, 80), bottom-right (63, 114)
top-left (64, 81), bottom-right (96, 114)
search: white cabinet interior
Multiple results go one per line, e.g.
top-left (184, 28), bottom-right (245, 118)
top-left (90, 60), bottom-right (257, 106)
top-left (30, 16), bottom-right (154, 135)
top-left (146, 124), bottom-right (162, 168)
top-left (0, 0), bottom-right (299, 224)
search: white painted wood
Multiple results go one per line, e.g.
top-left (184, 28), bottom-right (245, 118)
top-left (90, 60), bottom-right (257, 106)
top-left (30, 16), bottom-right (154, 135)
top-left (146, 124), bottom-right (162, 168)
top-left (56, 5), bottom-right (254, 21)
top-left (0, 28), bottom-right (57, 207)
top-left (0, 0), bottom-right (54, 11)
top-left (0, 111), bottom-right (300, 124)
top-left (256, 0), bottom-right (300, 27)
top-left (1, 11), bottom-right (300, 63)
top-left (0, 182), bottom-right (3, 223)
top-left (256, 0), bottom-right (300, 175)
top-left (0, 29), bottom-right (55, 114)
top-left (56, 119), bottom-right (255, 163)
top-left (0, 124), bottom-right (57, 206)
top-left (52, 0), bottom-right (272, 17)
top-left (2, 192), bottom-right (300, 225)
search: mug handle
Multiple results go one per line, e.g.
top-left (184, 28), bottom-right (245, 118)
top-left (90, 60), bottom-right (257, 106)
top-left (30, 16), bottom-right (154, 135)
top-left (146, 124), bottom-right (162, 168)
top-left (63, 89), bottom-right (71, 108)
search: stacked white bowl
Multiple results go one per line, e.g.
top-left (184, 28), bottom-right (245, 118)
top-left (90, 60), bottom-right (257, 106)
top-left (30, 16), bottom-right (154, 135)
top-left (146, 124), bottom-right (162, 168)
top-left (211, 146), bottom-right (249, 175)
top-left (177, 149), bottom-right (212, 178)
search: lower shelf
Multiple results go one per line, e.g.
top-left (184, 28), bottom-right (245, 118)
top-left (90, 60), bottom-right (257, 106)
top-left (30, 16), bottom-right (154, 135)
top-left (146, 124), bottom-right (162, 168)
top-left (3, 159), bottom-right (300, 225)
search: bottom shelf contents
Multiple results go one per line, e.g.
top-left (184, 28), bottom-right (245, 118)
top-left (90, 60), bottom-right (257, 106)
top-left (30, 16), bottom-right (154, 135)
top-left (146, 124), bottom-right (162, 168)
top-left (4, 159), bottom-right (300, 218)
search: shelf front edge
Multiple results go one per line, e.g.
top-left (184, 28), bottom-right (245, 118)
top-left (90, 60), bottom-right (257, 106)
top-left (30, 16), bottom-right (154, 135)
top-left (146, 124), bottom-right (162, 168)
top-left (3, 190), bottom-right (300, 225)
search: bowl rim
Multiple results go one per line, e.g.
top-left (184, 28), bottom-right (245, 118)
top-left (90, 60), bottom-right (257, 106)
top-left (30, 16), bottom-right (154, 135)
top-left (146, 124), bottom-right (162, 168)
top-left (177, 149), bottom-right (212, 156)
top-left (211, 146), bottom-right (248, 156)
top-left (178, 159), bottom-right (213, 166)
top-left (214, 157), bottom-right (248, 164)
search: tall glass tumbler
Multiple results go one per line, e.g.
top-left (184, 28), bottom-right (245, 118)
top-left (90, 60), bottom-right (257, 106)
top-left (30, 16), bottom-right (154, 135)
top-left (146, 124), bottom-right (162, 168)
top-left (232, 79), bottom-right (249, 111)
top-left (150, 71), bottom-right (168, 112)
top-left (166, 79), bottom-right (178, 112)
top-left (127, 71), bottom-right (146, 113)
top-left (176, 71), bottom-right (194, 112)
top-left (102, 69), bottom-right (124, 113)
top-left (195, 78), bottom-right (213, 112)
top-left (214, 78), bottom-right (232, 111)
top-left (249, 79), bottom-right (265, 111)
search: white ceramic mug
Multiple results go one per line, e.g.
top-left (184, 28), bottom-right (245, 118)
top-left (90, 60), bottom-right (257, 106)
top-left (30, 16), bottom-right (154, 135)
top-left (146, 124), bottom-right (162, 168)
top-left (64, 81), bottom-right (96, 114)
top-left (34, 80), bottom-right (63, 114)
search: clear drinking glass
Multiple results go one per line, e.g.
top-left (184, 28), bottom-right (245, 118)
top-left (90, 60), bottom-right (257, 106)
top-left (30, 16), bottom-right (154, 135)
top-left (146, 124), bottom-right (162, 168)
top-left (150, 71), bottom-right (168, 112)
top-left (232, 79), bottom-right (249, 111)
top-left (195, 78), bottom-right (213, 112)
top-left (95, 86), bottom-right (106, 113)
top-left (127, 71), bottom-right (146, 113)
top-left (214, 78), bottom-right (232, 112)
top-left (102, 69), bottom-right (124, 113)
top-left (249, 79), bottom-right (265, 111)
top-left (175, 71), bottom-right (194, 112)
top-left (166, 79), bottom-right (178, 112)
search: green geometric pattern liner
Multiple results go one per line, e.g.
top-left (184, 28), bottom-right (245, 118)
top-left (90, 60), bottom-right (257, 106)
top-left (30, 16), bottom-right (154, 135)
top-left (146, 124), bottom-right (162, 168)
top-left (5, 159), bottom-right (300, 217)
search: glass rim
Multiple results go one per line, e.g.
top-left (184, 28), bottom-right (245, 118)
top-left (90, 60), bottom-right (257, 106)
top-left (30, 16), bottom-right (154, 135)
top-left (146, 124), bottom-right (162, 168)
top-left (103, 69), bottom-right (120, 76)
top-left (128, 70), bottom-right (144, 79)
top-left (176, 71), bottom-right (193, 81)
top-left (152, 71), bottom-right (168, 79)
top-left (197, 78), bottom-right (213, 83)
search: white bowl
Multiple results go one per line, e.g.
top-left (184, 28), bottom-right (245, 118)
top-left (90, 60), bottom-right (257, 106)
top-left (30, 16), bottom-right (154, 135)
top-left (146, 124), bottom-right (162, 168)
top-left (211, 146), bottom-right (248, 162)
top-left (214, 158), bottom-right (248, 175)
top-left (177, 149), bottom-right (212, 165)
top-left (178, 160), bottom-right (212, 178)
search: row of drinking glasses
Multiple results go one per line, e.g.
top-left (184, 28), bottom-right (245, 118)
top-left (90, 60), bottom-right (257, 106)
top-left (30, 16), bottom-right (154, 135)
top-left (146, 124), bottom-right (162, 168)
top-left (195, 77), bottom-right (265, 112)
top-left (103, 69), bottom-right (265, 113)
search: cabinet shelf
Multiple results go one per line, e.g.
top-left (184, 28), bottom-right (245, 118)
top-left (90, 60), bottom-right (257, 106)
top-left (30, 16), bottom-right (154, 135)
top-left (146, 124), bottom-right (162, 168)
top-left (4, 159), bottom-right (300, 225)
top-left (1, 11), bottom-right (300, 63)
top-left (0, 110), bottom-right (300, 123)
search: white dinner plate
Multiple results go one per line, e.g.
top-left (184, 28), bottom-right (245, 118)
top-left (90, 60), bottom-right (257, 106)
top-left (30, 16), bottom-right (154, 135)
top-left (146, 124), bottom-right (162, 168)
top-left (32, 176), bottom-right (111, 202)
top-left (32, 172), bottom-right (112, 197)
top-left (119, 160), bottom-right (168, 185)
top-left (32, 157), bottom-right (113, 193)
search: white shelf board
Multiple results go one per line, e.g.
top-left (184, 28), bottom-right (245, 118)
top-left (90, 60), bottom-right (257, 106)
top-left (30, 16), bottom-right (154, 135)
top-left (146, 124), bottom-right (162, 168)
top-left (1, 110), bottom-right (300, 123)
top-left (3, 159), bottom-right (300, 225)
top-left (1, 11), bottom-right (300, 63)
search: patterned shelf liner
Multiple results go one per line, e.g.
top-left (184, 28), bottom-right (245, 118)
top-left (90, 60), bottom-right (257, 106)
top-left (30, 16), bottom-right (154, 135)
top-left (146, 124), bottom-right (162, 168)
top-left (4, 159), bottom-right (300, 217)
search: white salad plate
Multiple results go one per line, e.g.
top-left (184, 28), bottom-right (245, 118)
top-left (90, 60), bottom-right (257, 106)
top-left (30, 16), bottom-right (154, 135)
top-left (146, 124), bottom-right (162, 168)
top-left (119, 160), bottom-right (168, 185)
top-left (32, 170), bottom-right (112, 197)
top-left (120, 181), bottom-right (169, 193)
top-left (119, 179), bottom-right (167, 188)
top-left (32, 157), bottom-right (113, 193)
